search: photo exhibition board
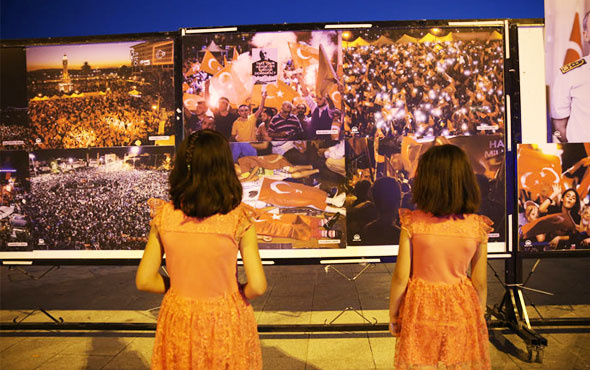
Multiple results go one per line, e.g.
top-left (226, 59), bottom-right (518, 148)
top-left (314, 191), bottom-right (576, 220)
top-left (1, 35), bottom-right (176, 260)
top-left (1, 21), bottom-right (512, 262)
top-left (544, 0), bottom-right (590, 145)
top-left (181, 22), bottom-right (508, 260)
top-left (517, 143), bottom-right (590, 253)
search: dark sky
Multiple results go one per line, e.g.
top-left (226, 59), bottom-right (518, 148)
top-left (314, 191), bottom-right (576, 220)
top-left (1, 0), bottom-right (543, 40)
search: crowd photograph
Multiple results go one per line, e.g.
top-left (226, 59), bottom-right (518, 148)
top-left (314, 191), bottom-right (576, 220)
top-left (0, 109), bottom-right (33, 150)
top-left (518, 143), bottom-right (590, 251)
top-left (342, 28), bottom-right (505, 141)
top-left (24, 146), bottom-right (173, 250)
top-left (26, 40), bottom-right (175, 149)
top-left (182, 30), bottom-right (344, 142)
top-left (346, 134), bottom-right (506, 246)
top-left (0, 150), bottom-right (32, 251)
top-left (232, 139), bottom-right (346, 248)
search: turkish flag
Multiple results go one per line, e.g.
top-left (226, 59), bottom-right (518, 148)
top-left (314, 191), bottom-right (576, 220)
top-left (251, 80), bottom-right (300, 109)
top-left (232, 47), bottom-right (240, 62)
top-left (201, 50), bottom-right (222, 75)
top-left (563, 12), bottom-right (583, 65)
top-left (252, 212), bottom-right (321, 240)
top-left (288, 42), bottom-right (319, 68)
top-left (258, 178), bottom-right (327, 210)
top-left (209, 65), bottom-right (249, 106)
top-left (184, 62), bottom-right (200, 78)
top-left (316, 44), bottom-right (339, 98)
top-left (517, 145), bottom-right (564, 202)
top-left (401, 136), bottom-right (426, 178)
top-left (182, 93), bottom-right (204, 112)
top-left (328, 84), bottom-right (342, 110)
top-left (521, 212), bottom-right (576, 238)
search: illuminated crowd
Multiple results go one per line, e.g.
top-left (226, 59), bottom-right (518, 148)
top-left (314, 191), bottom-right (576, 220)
top-left (26, 167), bottom-right (168, 250)
top-left (0, 125), bottom-right (33, 148)
top-left (28, 93), bottom-right (173, 148)
top-left (343, 40), bottom-right (504, 138)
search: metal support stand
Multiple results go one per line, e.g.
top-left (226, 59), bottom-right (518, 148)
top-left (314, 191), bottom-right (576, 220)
top-left (13, 309), bottom-right (64, 325)
top-left (324, 262), bottom-right (375, 282)
top-left (488, 260), bottom-right (549, 363)
top-left (7, 265), bottom-right (60, 281)
top-left (7, 265), bottom-right (64, 326)
top-left (323, 263), bottom-right (378, 325)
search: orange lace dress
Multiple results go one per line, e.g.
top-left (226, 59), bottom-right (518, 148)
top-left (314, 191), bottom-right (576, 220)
top-left (148, 199), bottom-right (262, 370)
top-left (395, 209), bottom-right (492, 370)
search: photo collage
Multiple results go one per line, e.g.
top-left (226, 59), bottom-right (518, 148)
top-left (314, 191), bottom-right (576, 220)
top-left (182, 27), bottom-right (506, 249)
top-left (1, 38), bottom-right (175, 251)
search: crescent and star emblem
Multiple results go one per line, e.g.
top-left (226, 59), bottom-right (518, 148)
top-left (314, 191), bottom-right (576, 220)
top-left (208, 58), bottom-right (220, 71)
top-left (269, 181), bottom-right (304, 195)
top-left (331, 90), bottom-right (341, 101)
top-left (270, 181), bottom-right (291, 194)
top-left (297, 48), bottom-right (311, 60)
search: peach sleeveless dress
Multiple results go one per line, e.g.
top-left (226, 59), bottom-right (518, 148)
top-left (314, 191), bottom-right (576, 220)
top-left (395, 209), bottom-right (492, 370)
top-left (148, 199), bottom-right (262, 370)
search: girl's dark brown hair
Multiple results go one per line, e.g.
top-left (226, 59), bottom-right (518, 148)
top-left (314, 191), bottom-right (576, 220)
top-left (412, 144), bottom-right (480, 216)
top-left (169, 130), bottom-right (242, 218)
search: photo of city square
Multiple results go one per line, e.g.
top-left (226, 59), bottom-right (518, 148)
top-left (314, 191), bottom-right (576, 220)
top-left (26, 39), bottom-right (175, 149)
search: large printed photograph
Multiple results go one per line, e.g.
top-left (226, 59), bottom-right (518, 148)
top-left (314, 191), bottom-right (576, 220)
top-left (545, 0), bottom-right (590, 143)
top-left (182, 30), bottom-right (343, 142)
top-left (0, 151), bottom-right (32, 251)
top-left (1, 47), bottom-right (29, 150)
top-left (26, 39), bottom-right (175, 149)
top-left (342, 28), bottom-right (504, 141)
top-left (233, 140), bottom-right (346, 248)
top-left (518, 143), bottom-right (590, 252)
top-left (347, 135), bottom-right (505, 246)
top-left (24, 146), bottom-right (173, 250)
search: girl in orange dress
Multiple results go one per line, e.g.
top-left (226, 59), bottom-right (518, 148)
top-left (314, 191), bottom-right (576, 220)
top-left (389, 144), bottom-right (492, 369)
top-left (136, 129), bottom-right (267, 369)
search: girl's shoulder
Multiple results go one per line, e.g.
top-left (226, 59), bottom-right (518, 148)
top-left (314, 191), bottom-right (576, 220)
top-left (399, 208), bottom-right (493, 242)
top-left (148, 199), bottom-right (252, 238)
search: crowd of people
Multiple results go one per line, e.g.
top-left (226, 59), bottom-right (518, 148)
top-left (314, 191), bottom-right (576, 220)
top-left (28, 93), bottom-right (173, 148)
top-left (25, 167), bottom-right (168, 250)
top-left (342, 40), bottom-right (505, 139)
top-left (184, 95), bottom-right (343, 142)
top-left (519, 186), bottom-right (590, 251)
top-left (346, 135), bottom-right (507, 245)
top-left (0, 110), bottom-right (33, 150)
top-left (518, 148), bottom-right (590, 251)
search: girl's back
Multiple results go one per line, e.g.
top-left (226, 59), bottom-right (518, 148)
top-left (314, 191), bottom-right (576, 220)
top-left (389, 144), bottom-right (492, 370)
top-left (400, 209), bottom-right (490, 284)
top-left (137, 130), bottom-right (265, 370)
top-left (395, 209), bottom-right (492, 370)
top-left (150, 198), bottom-right (249, 299)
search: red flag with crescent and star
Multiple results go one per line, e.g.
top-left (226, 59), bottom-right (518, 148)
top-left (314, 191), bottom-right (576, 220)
top-left (251, 80), bottom-right (300, 109)
top-left (288, 42), bottom-right (319, 69)
top-left (517, 145), bottom-right (564, 202)
top-left (201, 50), bottom-right (223, 75)
top-left (209, 65), bottom-right (249, 105)
top-left (316, 44), bottom-right (340, 99)
top-left (563, 12), bottom-right (583, 65)
top-left (258, 178), bottom-right (327, 210)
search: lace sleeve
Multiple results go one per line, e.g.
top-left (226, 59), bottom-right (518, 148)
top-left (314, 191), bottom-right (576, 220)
top-left (235, 203), bottom-right (256, 241)
top-left (148, 198), bottom-right (167, 228)
top-left (478, 215), bottom-right (494, 244)
top-left (398, 208), bottom-right (413, 237)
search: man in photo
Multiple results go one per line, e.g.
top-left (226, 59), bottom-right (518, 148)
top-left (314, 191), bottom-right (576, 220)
top-left (551, 11), bottom-right (590, 143)
top-left (213, 97), bottom-right (238, 140)
top-left (231, 91), bottom-right (267, 142)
